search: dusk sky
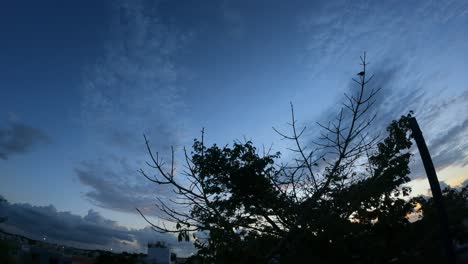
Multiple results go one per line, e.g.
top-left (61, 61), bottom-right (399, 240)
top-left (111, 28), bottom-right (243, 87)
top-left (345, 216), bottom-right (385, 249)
top-left (1, 0), bottom-right (467, 255)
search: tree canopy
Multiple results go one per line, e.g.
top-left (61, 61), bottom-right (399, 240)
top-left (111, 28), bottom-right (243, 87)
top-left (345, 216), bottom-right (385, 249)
top-left (138, 55), bottom-right (467, 263)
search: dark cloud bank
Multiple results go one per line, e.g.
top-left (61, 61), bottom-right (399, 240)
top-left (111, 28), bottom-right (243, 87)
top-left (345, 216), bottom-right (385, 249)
top-left (0, 196), bottom-right (194, 255)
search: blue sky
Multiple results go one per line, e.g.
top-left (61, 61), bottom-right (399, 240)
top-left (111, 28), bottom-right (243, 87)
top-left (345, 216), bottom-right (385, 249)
top-left (1, 0), bottom-right (467, 255)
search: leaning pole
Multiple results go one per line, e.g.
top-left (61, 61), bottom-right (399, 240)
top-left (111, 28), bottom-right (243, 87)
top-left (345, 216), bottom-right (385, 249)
top-left (408, 117), bottom-right (456, 264)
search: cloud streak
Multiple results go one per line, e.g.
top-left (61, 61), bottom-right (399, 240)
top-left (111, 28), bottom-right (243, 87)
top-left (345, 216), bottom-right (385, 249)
top-left (299, 0), bottom-right (468, 77)
top-left (297, 0), bottom-right (468, 181)
top-left (0, 120), bottom-right (50, 160)
top-left (75, 157), bottom-right (173, 217)
top-left (305, 62), bottom-right (467, 181)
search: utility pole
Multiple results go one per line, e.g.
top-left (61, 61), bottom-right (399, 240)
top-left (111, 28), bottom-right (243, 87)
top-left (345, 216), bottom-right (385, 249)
top-left (408, 117), bottom-right (456, 264)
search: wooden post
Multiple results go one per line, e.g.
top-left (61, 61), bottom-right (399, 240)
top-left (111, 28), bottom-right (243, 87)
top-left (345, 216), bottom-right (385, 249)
top-left (409, 117), bottom-right (455, 264)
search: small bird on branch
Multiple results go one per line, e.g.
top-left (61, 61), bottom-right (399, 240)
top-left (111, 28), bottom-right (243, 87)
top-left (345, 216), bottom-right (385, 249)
top-left (357, 71), bottom-right (365, 76)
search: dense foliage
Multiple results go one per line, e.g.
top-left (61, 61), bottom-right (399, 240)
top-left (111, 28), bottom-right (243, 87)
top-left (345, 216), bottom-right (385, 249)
top-left (139, 56), bottom-right (467, 263)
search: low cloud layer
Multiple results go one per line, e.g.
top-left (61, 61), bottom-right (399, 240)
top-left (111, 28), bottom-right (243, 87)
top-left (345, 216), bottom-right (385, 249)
top-left (0, 196), bottom-right (194, 255)
top-left (75, 157), bottom-right (173, 217)
top-left (0, 120), bottom-right (49, 160)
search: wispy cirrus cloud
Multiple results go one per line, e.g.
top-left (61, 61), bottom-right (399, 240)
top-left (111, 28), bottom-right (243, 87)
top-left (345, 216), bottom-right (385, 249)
top-left (299, 0), bottom-right (468, 77)
top-left (357, 65), bottom-right (468, 177)
top-left (305, 62), bottom-right (467, 181)
top-left (296, 0), bottom-right (468, 181)
top-left (81, 0), bottom-right (190, 153)
top-left (78, 0), bottom-right (191, 215)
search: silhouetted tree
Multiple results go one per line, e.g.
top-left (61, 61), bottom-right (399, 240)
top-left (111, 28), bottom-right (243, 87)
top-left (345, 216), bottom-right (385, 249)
top-left (138, 54), bottom-right (467, 263)
top-left (409, 185), bottom-right (468, 263)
